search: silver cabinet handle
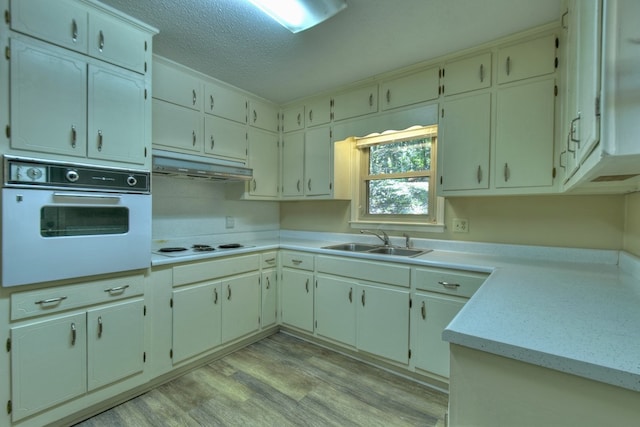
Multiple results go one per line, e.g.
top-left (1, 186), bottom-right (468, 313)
top-left (297, 113), bottom-right (301, 126)
top-left (97, 129), bottom-right (103, 151)
top-left (71, 322), bottom-right (77, 346)
top-left (361, 290), bottom-right (366, 306)
top-left (504, 163), bottom-right (510, 182)
top-left (386, 89), bottom-right (391, 104)
top-left (266, 277), bottom-right (271, 289)
top-left (308, 109), bottom-right (313, 123)
top-left (296, 180), bottom-right (301, 192)
top-left (438, 281), bottom-right (460, 289)
top-left (227, 285), bottom-right (231, 300)
top-left (479, 64), bottom-right (484, 82)
top-left (348, 287), bottom-right (353, 303)
top-left (368, 93), bottom-right (373, 107)
top-left (264, 257), bottom-right (276, 264)
top-left (192, 130), bottom-right (196, 146)
top-left (210, 135), bottom-right (215, 149)
top-left (35, 296), bottom-right (67, 305)
top-left (71, 125), bottom-right (77, 148)
top-left (98, 30), bottom-right (105, 51)
top-left (477, 165), bottom-right (482, 183)
top-left (214, 288), bottom-right (218, 304)
top-left (421, 301), bottom-right (426, 320)
top-left (307, 179), bottom-right (312, 191)
top-left (72, 19), bottom-right (78, 42)
top-left (192, 89), bottom-right (197, 106)
top-left (252, 179), bottom-right (257, 191)
top-left (210, 94), bottom-right (214, 111)
top-left (305, 278), bottom-right (309, 293)
top-left (292, 259), bottom-right (303, 265)
top-left (98, 316), bottom-right (103, 338)
top-left (506, 56), bottom-right (511, 76)
top-left (253, 110), bottom-right (258, 123)
top-left (104, 284), bottom-right (129, 294)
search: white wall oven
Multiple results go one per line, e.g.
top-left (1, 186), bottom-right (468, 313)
top-left (2, 156), bottom-right (151, 287)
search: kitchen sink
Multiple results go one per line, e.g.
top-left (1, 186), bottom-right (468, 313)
top-left (322, 243), bottom-right (432, 257)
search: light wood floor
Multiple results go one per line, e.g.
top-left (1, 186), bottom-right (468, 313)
top-left (75, 333), bottom-right (448, 426)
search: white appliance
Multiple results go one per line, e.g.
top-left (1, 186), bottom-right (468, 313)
top-left (2, 156), bottom-right (152, 287)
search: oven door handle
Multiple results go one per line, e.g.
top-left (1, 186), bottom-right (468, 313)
top-left (53, 192), bottom-right (122, 201)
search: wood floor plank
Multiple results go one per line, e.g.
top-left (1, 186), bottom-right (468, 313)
top-left (74, 333), bottom-right (448, 426)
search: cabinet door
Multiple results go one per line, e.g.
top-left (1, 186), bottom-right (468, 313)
top-left (444, 52), bottom-right (492, 96)
top-left (87, 63), bottom-right (147, 164)
top-left (247, 128), bottom-right (279, 197)
top-left (413, 293), bottom-right (464, 378)
top-left (315, 275), bottom-right (356, 347)
top-left (152, 60), bottom-right (202, 110)
top-left (88, 11), bottom-right (150, 74)
top-left (204, 115), bottom-right (248, 161)
top-left (304, 126), bottom-right (332, 196)
top-left (11, 312), bottom-right (86, 421)
top-left (381, 66), bottom-right (440, 110)
top-left (282, 105), bottom-right (305, 132)
top-left (281, 269), bottom-right (314, 332)
top-left (87, 299), bottom-right (144, 390)
top-left (357, 284), bottom-right (409, 364)
top-left (221, 273), bottom-right (261, 343)
top-left (261, 270), bottom-right (278, 328)
top-left (205, 82), bottom-right (247, 124)
top-left (306, 96), bottom-right (332, 127)
top-left (495, 78), bottom-right (555, 188)
top-left (152, 99), bottom-right (203, 153)
top-left (439, 93), bottom-right (491, 191)
top-left (249, 99), bottom-right (279, 133)
top-left (333, 84), bottom-right (378, 122)
top-left (172, 282), bottom-right (222, 364)
top-left (281, 131), bottom-right (305, 197)
top-left (10, 38), bottom-right (87, 157)
top-left (497, 34), bottom-right (556, 84)
top-left (11, 0), bottom-right (89, 54)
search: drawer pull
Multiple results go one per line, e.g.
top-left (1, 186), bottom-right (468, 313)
top-left (98, 316), bottom-right (103, 338)
top-left (264, 257), bottom-right (276, 264)
top-left (35, 296), bottom-right (67, 305)
top-left (438, 281), bottom-right (460, 289)
top-left (421, 301), bottom-right (426, 319)
top-left (104, 284), bottom-right (129, 294)
top-left (292, 259), bottom-right (303, 265)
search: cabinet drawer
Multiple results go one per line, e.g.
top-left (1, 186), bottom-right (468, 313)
top-left (173, 254), bottom-right (260, 286)
top-left (11, 274), bottom-right (144, 321)
top-left (316, 256), bottom-right (410, 288)
top-left (497, 34), bottom-right (556, 84)
top-left (444, 52), bottom-right (492, 96)
top-left (281, 251), bottom-right (314, 270)
top-left (261, 251), bottom-right (278, 269)
top-left (415, 267), bottom-right (487, 298)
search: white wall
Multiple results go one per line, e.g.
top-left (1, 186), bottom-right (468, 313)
top-left (151, 175), bottom-right (280, 239)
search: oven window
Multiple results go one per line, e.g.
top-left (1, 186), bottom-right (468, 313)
top-left (40, 206), bottom-right (129, 237)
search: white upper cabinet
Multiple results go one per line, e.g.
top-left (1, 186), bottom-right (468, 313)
top-left (443, 52), bottom-right (492, 96)
top-left (332, 84), bottom-right (378, 122)
top-left (204, 115), bottom-right (248, 161)
top-left (153, 59), bottom-right (202, 111)
top-left (249, 99), bottom-right (279, 133)
top-left (380, 66), bottom-right (440, 110)
top-left (306, 96), bottom-right (332, 127)
top-left (247, 128), bottom-right (279, 198)
top-left (281, 131), bottom-right (305, 197)
top-left (282, 104), bottom-right (305, 133)
top-left (497, 34), bottom-right (557, 84)
top-left (10, 0), bottom-right (89, 54)
top-left (204, 81), bottom-right (247, 124)
top-left (152, 98), bottom-right (203, 153)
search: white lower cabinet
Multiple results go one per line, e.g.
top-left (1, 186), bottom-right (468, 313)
top-left (280, 268), bottom-right (314, 332)
top-left (315, 274), bottom-right (356, 347)
top-left (221, 273), bottom-right (261, 343)
top-left (261, 269), bottom-right (278, 328)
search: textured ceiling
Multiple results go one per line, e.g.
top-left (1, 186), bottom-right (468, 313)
top-left (97, 0), bottom-right (562, 105)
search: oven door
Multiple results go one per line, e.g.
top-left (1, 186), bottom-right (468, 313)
top-left (2, 188), bottom-right (151, 287)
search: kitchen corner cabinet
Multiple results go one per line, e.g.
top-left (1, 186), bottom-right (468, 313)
top-left (280, 252), bottom-right (315, 332)
top-left (282, 105), bottom-right (305, 133)
top-left (332, 84), bottom-right (378, 122)
top-left (247, 128), bottom-right (279, 198)
top-left (10, 36), bottom-right (148, 165)
top-left (380, 66), bottom-right (440, 110)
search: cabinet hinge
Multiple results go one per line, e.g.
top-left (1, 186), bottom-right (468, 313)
top-left (315, 320), bottom-right (317, 329)
top-left (143, 352), bottom-right (146, 363)
top-left (330, 98), bottom-right (334, 108)
top-left (554, 85), bottom-right (558, 96)
top-left (329, 182), bottom-right (333, 190)
top-left (440, 176), bottom-right (443, 185)
top-left (595, 96), bottom-right (601, 116)
top-left (144, 147), bottom-right (148, 157)
top-left (441, 84), bottom-right (445, 94)
top-left (5, 125), bottom-right (10, 138)
top-left (409, 298), bottom-right (412, 309)
top-left (143, 305), bottom-right (147, 316)
top-left (6, 400), bottom-right (11, 415)
top-left (441, 108), bottom-right (444, 118)
top-left (170, 298), bottom-right (173, 308)
top-left (170, 349), bottom-right (173, 359)
top-left (554, 57), bottom-right (559, 69)
top-left (552, 167), bottom-right (557, 179)
top-left (4, 10), bottom-right (10, 24)
top-left (258, 316), bottom-right (261, 325)
top-left (5, 46), bottom-right (10, 60)
top-left (555, 37), bottom-right (559, 49)
top-left (144, 40), bottom-right (148, 52)
top-left (144, 61), bottom-right (148, 73)
top-left (144, 89), bottom-right (148, 100)
top-left (5, 337), bottom-right (10, 352)
top-left (330, 129), bottom-right (333, 138)
top-left (408, 349), bottom-right (412, 359)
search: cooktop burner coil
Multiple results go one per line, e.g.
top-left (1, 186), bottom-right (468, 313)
top-left (218, 243), bottom-right (243, 249)
top-left (192, 244), bottom-right (215, 252)
top-left (158, 247), bottom-right (188, 253)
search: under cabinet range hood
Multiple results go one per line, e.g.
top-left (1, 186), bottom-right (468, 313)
top-left (152, 150), bottom-right (252, 181)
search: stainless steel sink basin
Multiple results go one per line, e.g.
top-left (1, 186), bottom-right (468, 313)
top-left (322, 243), bottom-right (379, 252)
top-left (322, 243), bottom-right (432, 257)
top-left (367, 247), bottom-right (431, 257)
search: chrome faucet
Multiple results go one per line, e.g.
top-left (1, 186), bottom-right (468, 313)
top-left (403, 233), bottom-right (411, 248)
top-left (360, 229), bottom-right (390, 246)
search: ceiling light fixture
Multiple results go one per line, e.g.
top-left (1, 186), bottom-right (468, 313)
top-left (247, 0), bottom-right (347, 33)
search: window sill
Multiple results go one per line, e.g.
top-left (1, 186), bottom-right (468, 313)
top-left (349, 220), bottom-right (445, 233)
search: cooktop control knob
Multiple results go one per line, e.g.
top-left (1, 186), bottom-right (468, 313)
top-left (66, 169), bottom-right (79, 182)
top-left (127, 175), bottom-right (138, 186)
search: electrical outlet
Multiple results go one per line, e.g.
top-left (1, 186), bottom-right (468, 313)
top-left (225, 216), bottom-right (235, 229)
top-left (452, 218), bottom-right (468, 233)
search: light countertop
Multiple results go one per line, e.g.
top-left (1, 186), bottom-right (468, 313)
top-left (151, 230), bottom-right (640, 392)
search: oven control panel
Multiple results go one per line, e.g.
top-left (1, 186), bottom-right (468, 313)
top-left (9, 163), bottom-right (47, 183)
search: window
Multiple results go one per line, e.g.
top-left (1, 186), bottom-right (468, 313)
top-left (352, 125), bottom-right (443, 230)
